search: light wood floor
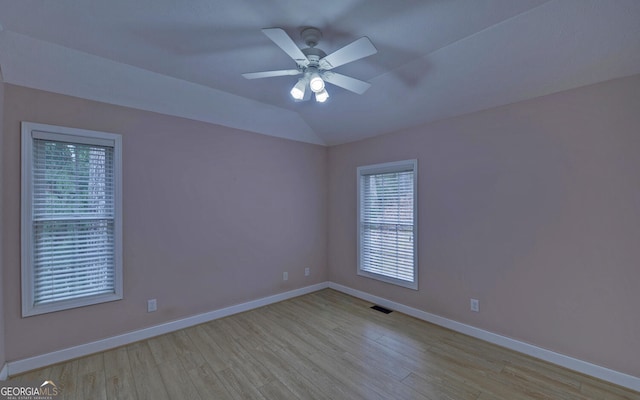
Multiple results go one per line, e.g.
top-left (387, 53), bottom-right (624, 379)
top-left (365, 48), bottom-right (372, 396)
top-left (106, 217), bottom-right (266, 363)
top-left (8, 289), bottom-right (639, 399)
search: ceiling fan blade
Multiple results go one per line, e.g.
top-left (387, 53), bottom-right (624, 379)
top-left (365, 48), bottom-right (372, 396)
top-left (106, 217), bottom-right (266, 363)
top-left (242, 69), bottom-right (301, 79)
top-left (261, 28), bottom-right (309, 67)
top-left (319, 37), bottom-right (377, 70)
top-left (322, 72), bottom-right (372, 94)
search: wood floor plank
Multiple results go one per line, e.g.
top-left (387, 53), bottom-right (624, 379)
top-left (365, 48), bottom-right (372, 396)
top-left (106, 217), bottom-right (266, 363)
top-left (499, 363), bottom-right (588, 398)
top-left (147, 334), bottom-right (179, 365)
top-left (48, 359), bottom-right (79, 400)
top-left (103, 347), bottom-right (131, 374)
top-left (76, 353), bottom-right (104, 376)
top-left (186, 363), bottom-right (235, 400)
top-left (75, 353), bottom-right (107, 400)
top-left (242, 308), bottom-right (320, 357)
top-left (216, 363), bottom-right (268, 400)
top-left (185, 325), bottom-right (230, 372)
top-left (11, 366), bottom-right (52, 384)
top-left (230, 311), bottom-right (288, 351)
top-left (157, 360), bottom-right (202, 400)
top-left (167, 330), bottom-right (207, 371)
top-left (103, 347), bottom-right (137, 400)
top-left (334, 349), bottom-right (433, 400)
top-left (127, 342), bottom-right (170, 400)
top-left (257, 378), bottom-right (300, 400)
top-left (275, 345), bottom-right (369, 400)
top-left (580, 380), bottom-right (640, 400)
top-left (79, 369), bottom-right (107, 400)
top-left (104, 368), bottom-right (136, 399)
top-left (248, 344), bottom-right (330, 400)
top-left (331, 326), bottom-right (415, 380)
top-left (290, 341), bottom-right (398, 400)
top-left (202, 321), bottom-right (275, 387)
top-left (6, 289), bottom-right (638, 400)
top-left (401, 371), bottom-right (481, 400)
top-left (373, 330), bottom-right (433, 357)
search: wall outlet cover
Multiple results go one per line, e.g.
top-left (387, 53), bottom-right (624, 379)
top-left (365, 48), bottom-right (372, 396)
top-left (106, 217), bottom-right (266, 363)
top-left (470, 298), bottom-right (479, 312)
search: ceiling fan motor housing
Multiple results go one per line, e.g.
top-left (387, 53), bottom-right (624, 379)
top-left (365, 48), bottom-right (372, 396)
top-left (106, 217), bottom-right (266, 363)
top-left (302, 48), bottom-right (327, 66)
top-left (301, 27), bottom-right (322, 47)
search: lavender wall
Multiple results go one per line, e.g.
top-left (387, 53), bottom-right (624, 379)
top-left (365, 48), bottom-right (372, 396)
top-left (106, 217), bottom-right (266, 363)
top-left (328, 74), bottom-right (640, 377)
top-left (2, 73), bottom-right (639, 380)
top-left (1, 84), bottom-right (328, 361)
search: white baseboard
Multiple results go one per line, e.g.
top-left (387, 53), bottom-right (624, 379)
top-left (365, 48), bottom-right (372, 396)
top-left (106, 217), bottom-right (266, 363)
top-left (5, 280), bottom-right (639, 393)
top-left (5, 282), bottom-right (329, 378)
top-left (328, 282), bottom-right (640, 393)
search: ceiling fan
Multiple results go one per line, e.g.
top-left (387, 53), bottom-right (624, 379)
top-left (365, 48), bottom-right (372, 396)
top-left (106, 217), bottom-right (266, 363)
top-left (242, 27), bottom-right (377, 103)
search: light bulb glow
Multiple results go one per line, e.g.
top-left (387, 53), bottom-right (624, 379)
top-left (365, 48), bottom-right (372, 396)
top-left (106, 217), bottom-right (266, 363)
top-left (290, 79), bottom-right (307, 100)
top-left (309, 73), bottom-right (325, 93)
top-left (315, 88), bottom-right (329, 103)
top-left (290, 87), bottom-right (304, 100)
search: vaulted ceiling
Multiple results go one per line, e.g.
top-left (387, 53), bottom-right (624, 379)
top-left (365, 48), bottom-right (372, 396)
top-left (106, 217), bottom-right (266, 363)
top-left (1, 0), bottom-right (639, 145)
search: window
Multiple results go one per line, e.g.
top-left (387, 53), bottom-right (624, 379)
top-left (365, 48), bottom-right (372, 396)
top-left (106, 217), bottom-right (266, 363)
top-left (357, 159), bottom-right (417, 289)
top-left (21, 122), bottom-right (122, 316)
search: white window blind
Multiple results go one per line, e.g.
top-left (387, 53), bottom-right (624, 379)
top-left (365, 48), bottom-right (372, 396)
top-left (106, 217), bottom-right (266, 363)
top-left (22, 123), bottom-right (122, 316)
top-left (358, 160), bottom-right (417, 289)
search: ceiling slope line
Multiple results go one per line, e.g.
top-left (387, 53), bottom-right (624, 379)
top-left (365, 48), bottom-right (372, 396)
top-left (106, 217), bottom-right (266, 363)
top-left (368, 0), bottom-right (555, 84)
top-left (0, 30), bottom-right (325, 146)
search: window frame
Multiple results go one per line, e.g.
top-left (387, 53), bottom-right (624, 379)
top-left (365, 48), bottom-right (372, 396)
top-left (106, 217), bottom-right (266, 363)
top-left (21, 122), bottom-right (123, 317)
top-left (357, 159), bottom-right (418, 290)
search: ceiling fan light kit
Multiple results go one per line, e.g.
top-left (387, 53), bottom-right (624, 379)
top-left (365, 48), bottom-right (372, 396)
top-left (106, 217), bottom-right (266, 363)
top-left (308, 70), bottom-right (325, 93)
top-left (315, 88), bottom-right (329, 103)
top-left (290, 78), bottom-right (307, 100)
top-left (242, 26), bottom-right (377, 103)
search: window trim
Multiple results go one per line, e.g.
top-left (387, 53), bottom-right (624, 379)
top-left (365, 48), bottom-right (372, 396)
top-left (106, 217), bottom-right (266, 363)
top-left (357, 159), bottom-right (418, 290)
top-left (21, 122), bottom-right (123, 317)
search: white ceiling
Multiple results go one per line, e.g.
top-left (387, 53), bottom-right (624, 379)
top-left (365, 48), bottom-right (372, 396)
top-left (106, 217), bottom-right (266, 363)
top-left (0, 0), bottom-right (639, 146)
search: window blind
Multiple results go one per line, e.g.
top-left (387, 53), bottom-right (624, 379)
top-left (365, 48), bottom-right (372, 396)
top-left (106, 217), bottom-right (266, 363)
top-left (31, 138), bottom-right (116, 305)
top-left (359, 165), bottom-right (416, 286)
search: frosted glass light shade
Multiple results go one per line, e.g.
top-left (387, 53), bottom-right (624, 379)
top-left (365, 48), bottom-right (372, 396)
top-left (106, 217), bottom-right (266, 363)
top-left (309, 73), bottom-right (325, 93)
top-left (290, 78), bottom-right (307, 100)
top-left (315, 88), bottom-right (329, 102)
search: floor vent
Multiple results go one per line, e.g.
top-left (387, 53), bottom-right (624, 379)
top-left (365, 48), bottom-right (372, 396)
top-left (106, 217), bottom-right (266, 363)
top-left (371, 305), bottom-right (393, 314)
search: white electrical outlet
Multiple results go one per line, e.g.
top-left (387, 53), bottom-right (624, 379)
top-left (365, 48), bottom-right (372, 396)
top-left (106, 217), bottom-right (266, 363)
top-left (305, 267), bottom-right (310, 276)
top-left (283, 272), bottom-right (288, 281)
top-left (470, 298), bottom-right (479, 312)
top-left (147, 299), bottom-right (157, 313)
